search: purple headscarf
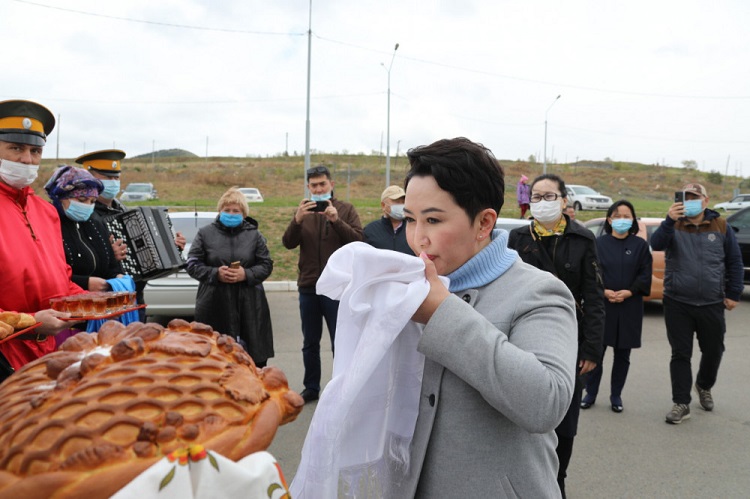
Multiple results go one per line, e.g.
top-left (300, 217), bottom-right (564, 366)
top-left (45, 165), bottom-right (103, 203)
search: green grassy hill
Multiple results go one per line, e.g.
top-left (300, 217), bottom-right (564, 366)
top-left (35, 154), bottom-right (746, 281)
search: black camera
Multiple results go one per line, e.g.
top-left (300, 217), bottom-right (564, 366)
top-left (308, 200), bottom-right (328, 213)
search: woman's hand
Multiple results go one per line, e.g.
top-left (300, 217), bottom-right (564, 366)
top-left (218, 266), bottom-right (246, 284)
top-left (411, 253), bottom-right (450, 324)
top-left (88, 276), bottom-right (110, 292)
top-left (579, 359), bottom-right (597, 375)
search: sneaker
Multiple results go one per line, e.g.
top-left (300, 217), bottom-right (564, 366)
top-left (665, 404), bottom-right (691, 424)
top-left (300, 388), bottom-right (319, 404)
top-left (694, 383), bottom-right (714, 411)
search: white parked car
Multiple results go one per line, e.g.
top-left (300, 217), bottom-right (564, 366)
top-left (495, 217), bottom-right (531, 231)
top-left (566, 185), bottom-right (612, 211)
top-left (238, 187), bottom-right (264, 203)
top-left (713, 194), bottom-right (750, 211)
top-left (120, 182), bottom-right (158, 202)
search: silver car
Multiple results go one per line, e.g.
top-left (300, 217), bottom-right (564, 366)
top-left (566, 184), bottom-right (612, 211)
top-left (120, 182), bottom-right (158, 202)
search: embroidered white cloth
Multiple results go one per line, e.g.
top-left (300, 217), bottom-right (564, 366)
top-left (111, 450), bottom-right (288, 499)
top-left (291, 242), bottom-right (449, 498)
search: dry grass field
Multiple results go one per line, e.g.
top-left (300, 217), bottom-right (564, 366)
top-left (34, 154), bottom-right (744, 281)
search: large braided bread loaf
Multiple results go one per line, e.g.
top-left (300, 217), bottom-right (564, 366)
top-left (0, 319), bottom-right (304, 498)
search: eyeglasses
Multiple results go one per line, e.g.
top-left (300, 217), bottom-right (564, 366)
top-left (306, 166), bottom-right (329, 176)
top-left (530, 193), bottom-right (560, 203)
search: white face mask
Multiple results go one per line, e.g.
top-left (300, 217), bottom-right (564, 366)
top-left (0, 159), bottom-right (39, 189)
top-left (530, 199), bottom-right (563, 223)
top-left (389, 204), bottom-right (405, 220)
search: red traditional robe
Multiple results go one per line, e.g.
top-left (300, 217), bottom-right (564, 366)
top-left (0, 182), bottom-right (83, 369)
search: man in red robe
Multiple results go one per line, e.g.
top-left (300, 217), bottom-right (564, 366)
top-left (0, 99), bottom-right (83, 379)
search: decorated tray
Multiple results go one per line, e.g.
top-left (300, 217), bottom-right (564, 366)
top-left (60, 304), bottom-right (146, 322)
top-left (0, 322), bottom-right (43, 344)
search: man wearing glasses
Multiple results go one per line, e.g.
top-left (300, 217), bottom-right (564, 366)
top-left (282, 165), bottom-right (363, 402)
top-left (0, 100), bottom-right (83, 379)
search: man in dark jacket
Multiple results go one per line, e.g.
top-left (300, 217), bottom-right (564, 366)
top-left (282, 165), bottom-right (363, 402)
top-left (82, 149), bottom-right (185, 320)
top-left (651, 182), bottom-right (743, 424)
top-left (363, 185), bottom-right (413, 255)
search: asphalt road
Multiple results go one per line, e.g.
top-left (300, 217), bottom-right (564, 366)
top-left (264, 287), bottom-right (750, 498)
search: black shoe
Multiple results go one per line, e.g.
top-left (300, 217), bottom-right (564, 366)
top-left (580, 394), bottom-right (596, 409)
top-left (610, 395), bottom-right (623, 413)
top-left (300, 388), bottom-right (319, 403)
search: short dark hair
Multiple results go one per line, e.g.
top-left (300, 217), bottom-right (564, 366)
top-left (404, 137), bottom-right (505, 221)
top-left (306, 165), bottom-right (330, 181)
top-left (604, 199), bottom-right (639, 235)
top-left (531, 173), bottom-right (567, 198)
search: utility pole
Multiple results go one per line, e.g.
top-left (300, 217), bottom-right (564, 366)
top-left (303, 0), bottom-right (313, 197)
top-left (56, 114), bottom-right (60, 162)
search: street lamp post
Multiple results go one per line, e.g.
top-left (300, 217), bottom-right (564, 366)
top-left (543, 94), bottom-right (561, 175)
top-left (382, 43), bottom-right (399, 188)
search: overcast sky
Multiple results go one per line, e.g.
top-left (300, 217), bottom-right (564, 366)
top-left (3, 0), bottom-right (749, 175)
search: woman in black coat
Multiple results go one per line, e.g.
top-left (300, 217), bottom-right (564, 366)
top-left (582, 200), bottom-right (652, 413)
top-left (507, 173), bottom-right (605, 499)
top-left (186, 187), bottom-right (274, 367)
top-left (45, 165), bottom-right (123, 291)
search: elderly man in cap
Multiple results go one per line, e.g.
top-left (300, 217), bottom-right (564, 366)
top-left (282, 164), bottom-right (363, 402)
top-left (651, 182), bottom-right (743, 424)
top-left (364, 185), bottom-right (413, 255)
top-left (0, 99), bottom-right (83, 379)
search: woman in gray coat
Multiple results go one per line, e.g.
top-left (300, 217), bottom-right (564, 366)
top-left (186, 187), bottom-right (274, 367)
top-left (394, 138), bottom-right (578, 498)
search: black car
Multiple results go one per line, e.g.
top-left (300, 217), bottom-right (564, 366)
top-left (727, 206), bottom-right (750, 284)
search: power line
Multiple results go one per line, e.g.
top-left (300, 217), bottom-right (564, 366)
top-left (314, 35), bottom-right (750, 101)
top-left (12, 0), bottom-right (750, 101)
top-left (11, 0), bottom-right (305, 35)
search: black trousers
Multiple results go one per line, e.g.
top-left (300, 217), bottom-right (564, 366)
top-left (584, 346), bottom-right (632, 400)
top-left (663, 296), bottom-right (726, 405)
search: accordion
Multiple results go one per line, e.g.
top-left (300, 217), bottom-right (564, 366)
top-left (104, 207), bottom-right (185, 281)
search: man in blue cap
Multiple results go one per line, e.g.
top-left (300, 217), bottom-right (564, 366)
top-left (0, 99), bottom-right (82, 379)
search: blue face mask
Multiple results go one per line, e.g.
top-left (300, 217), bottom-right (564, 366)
top-left (100, 179), bottom-right (120, 200)
top-left (310, 192), bottom-right (332, 202)
top-left (611, 219), bottom-right (633, 234)
top-left (64, 200), bottom-right (95, 222)
top-left (219, 212), bottom-right (243, 228)
top-left (683, 199), bottom-right (703, 217)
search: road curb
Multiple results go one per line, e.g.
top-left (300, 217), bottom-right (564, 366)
top-left (263, 281), bottom-right (298, 292)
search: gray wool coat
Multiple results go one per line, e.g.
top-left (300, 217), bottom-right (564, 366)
top-left (392, 258), bottom-right (578, 498)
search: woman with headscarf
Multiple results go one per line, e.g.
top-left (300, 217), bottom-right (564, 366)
top-left (517, 174), bottom-right (531, 218)
top-left (45, 165), bottom-right (123, 291)
top-left (186, 187), bottom-right (274, 367)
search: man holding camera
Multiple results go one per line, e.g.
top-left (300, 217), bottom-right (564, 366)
top-left (651, 183), bottom-right (743, 424)
top-left (282, 165), bottom-right (363, 402)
